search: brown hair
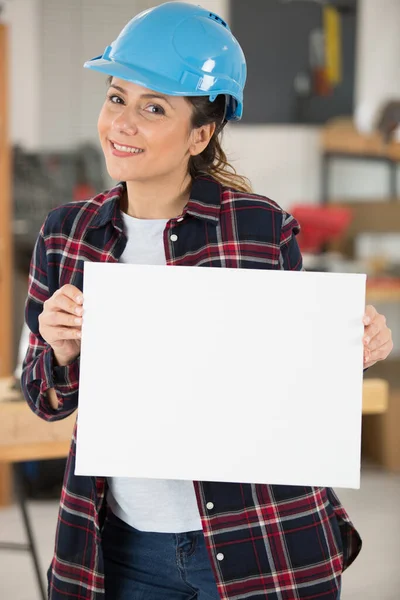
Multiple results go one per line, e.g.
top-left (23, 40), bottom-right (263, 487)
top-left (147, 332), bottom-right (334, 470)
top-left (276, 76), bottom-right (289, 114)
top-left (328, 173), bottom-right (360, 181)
top-left (106, 76), bottom-right (252, 193)
top-left (186, 95), bottom-right (252, 193)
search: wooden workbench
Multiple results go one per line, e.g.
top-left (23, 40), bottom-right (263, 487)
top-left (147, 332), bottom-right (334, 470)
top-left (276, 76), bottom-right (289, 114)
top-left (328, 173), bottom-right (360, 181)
top-left (0, 376), bottom-right (390, 506)
top-left (0, 379), bottom-right (74, 505)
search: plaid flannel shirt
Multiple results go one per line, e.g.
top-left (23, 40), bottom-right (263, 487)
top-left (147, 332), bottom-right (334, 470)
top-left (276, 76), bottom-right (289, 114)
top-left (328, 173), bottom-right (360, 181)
top-left (22, 176), bottom-right (361, 599)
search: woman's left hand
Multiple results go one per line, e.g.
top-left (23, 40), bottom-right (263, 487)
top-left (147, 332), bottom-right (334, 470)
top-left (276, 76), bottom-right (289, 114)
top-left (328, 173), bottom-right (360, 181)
top-left (363, 305), bottom-right (394, 368)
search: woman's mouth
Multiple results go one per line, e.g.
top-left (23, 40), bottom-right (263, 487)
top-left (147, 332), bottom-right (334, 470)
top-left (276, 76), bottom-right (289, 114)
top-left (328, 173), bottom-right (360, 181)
top-left (109, 140), bottom-right (145, 157)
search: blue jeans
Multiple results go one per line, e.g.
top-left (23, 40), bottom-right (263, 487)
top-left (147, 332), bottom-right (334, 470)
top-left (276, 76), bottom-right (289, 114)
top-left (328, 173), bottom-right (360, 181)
top-left (102, 510), bottom-right (342, 600)
top-left (102, 510), bottom-right (220, 599)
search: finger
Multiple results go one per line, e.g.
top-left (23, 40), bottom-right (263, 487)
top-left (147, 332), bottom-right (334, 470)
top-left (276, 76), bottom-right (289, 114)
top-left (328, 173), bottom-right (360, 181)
top-left (363, 304), bottom-right (377, 326)
top-left (46, 327), bottom-right (82, 343)
top-left (46, 311), bottom-right (83, 329)
top-left (364, 357), bottom-right (376, 369)
top-left (363, 312), bottom-right (386, 340)
top-left (59, 284), bottom-right (84, 303)
top-left (51, 291), bottom-right (84, 316)
top-left (363, 347), bottom-right (376, 366)
top-left (367, 339), bottom-right (394, 363)
top-left (368, 328), bottom-right (392, 352)
top-left (363, 321), bottom-right (381, 345)
top-left (53, 285), bottom-right (83, 307)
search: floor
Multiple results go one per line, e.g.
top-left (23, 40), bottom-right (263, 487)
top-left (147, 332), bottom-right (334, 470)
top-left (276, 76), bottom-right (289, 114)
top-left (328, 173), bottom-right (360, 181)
top-left (0, 465), bottom-right (399, 600)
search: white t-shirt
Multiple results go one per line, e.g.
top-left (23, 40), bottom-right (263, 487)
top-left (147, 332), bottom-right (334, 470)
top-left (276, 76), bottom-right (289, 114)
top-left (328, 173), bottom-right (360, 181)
top-left (106, 210), bottom-right (203, 533)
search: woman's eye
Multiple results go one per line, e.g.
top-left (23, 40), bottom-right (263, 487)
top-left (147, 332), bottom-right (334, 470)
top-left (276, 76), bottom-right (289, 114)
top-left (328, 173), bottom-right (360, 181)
top-left (107, 94), bottom-right (124, 105)
top-left (145, 104), bottom-right (165, 115)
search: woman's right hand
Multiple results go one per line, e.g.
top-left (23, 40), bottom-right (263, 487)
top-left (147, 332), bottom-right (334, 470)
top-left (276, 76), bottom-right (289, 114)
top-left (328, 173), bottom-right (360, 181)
top-left (38, 284), bottom-right (84, 367)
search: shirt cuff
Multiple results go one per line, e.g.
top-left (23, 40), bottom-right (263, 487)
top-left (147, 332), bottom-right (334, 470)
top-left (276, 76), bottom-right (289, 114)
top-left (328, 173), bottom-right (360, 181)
top-left (41, 345), bottom-right (80, 395)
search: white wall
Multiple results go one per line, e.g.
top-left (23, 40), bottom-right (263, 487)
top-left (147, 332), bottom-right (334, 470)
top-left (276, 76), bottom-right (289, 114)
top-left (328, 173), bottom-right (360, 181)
top-left (40, 0), bottom-right (82, 148)
top-left (225, 125), bottom-right (321, 206)
top-left (2, 0), bottom-right (41, 150)
top-left (355, 0), bottom-right (400, 135)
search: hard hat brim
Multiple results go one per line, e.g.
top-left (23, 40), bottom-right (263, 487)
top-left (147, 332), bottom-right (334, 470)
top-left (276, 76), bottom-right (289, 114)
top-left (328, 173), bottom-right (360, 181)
top-left (84, 57), bottom-right (242, 120)
top-left (85, 57), bottom-right (188, 96)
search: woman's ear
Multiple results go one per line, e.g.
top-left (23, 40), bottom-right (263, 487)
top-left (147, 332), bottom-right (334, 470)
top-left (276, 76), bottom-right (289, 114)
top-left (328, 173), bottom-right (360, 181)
top-left (189, 123), bottom-right (216, 157)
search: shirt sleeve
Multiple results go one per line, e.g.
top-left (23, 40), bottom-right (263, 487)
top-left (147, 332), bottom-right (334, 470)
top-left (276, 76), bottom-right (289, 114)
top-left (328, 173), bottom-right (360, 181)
top-left (21, 226), bottom-right (80, 422)
top-left (279, 212), bottom-right (304, 271)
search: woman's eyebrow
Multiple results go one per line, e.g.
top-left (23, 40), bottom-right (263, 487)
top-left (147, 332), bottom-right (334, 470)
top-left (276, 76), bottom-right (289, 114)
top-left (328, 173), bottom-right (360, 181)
top-left (108, 83), bottom-right (127, 95)
top-left (140, 93), bottom-right (174, 108)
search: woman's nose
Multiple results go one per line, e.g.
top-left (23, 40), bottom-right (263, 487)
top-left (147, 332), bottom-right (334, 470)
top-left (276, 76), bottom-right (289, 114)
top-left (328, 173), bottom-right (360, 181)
top-left (111, 109), bottom-right (138, 136)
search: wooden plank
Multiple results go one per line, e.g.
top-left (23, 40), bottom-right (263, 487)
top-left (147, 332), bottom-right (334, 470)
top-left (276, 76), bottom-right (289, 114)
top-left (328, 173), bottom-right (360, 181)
top-left (0, 378), bottom-right (76, 446)
top-left (321, 117), bottom-right (400, 161)
top-left (329, 201), bottom-right (400, 233)
top-left (0, 441), bottom-right (70, 463)
top-left (0, 400), bottom-right (75, 447)
top-left (0, 463), bottom-right (12, 505)
top-left (0, 24), bottom-right (12, 378)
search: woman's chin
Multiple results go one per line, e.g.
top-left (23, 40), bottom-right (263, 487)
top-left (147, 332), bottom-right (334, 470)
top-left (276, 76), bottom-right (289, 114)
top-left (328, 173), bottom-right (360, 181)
top-left (106, 164), bottom-right (142, 182)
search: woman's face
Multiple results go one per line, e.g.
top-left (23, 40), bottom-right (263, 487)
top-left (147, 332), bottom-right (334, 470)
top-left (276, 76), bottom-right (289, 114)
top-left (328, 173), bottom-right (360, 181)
top-left (98, 77), bottom-right (209, 183)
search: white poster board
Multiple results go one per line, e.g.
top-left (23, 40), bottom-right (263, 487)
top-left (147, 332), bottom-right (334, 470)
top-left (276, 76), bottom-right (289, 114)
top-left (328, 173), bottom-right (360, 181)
top-left (75, 263), bottom-right (366, 489)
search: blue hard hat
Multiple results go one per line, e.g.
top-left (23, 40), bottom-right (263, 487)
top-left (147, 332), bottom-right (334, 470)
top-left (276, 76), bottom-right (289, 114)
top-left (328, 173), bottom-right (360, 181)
top-left (83, 1), bottom-right (246, 121)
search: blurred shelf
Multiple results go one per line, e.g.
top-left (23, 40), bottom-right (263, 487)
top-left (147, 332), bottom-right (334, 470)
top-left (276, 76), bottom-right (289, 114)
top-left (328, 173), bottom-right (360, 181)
top-left (326, 201), bottom-right (400, 231)
top-left (320, 118), bottom-right (400, 202)
top-left (366, 278), bottom-right (400, 303)
top-left (321, 117), bottom-right (400, 161)
top-left (325, 200), bottom-right (400, 260)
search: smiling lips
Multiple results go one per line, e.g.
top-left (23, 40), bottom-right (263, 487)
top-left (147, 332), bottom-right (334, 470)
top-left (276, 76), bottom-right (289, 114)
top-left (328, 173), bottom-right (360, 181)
top-left (109, 140), bottom-right (145, 157)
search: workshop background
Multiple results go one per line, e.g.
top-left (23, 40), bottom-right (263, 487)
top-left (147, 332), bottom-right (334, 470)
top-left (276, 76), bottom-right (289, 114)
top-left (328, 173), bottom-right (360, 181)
top-left (0, 1), bottom-right (399, 599)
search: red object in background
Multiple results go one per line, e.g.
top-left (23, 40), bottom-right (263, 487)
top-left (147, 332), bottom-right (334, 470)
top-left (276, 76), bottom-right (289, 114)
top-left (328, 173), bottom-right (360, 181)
top-left (73, 183), bottom-right (96, 201)
top-left (312, 67), bottom-right (333, 96)
top-left (290, 205), bottom-right (353, 253)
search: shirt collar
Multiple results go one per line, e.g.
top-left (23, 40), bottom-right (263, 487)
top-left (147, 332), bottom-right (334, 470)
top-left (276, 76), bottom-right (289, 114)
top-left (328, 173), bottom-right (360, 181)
top-left (89, 176), bottom-right (222, 230)
top-left (184, 176), bottom-right (222, 223)
top-left (88, 182), bottom-right (125, 231)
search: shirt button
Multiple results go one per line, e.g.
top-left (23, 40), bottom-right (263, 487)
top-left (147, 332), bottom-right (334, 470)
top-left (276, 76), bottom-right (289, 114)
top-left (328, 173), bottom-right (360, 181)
top-left (170, 234), bottom-right (178, 242)
top-left (177, 217), bottom-right (184, 223)
top-left (216, 553), bottom-right (224, 561)
top-left (206, 502), bottom-right (214, 510)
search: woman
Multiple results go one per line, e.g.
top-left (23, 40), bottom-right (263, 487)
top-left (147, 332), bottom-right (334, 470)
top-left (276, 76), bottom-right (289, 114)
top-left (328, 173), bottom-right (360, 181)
top-left (22, 3), bottom-right (393, 600)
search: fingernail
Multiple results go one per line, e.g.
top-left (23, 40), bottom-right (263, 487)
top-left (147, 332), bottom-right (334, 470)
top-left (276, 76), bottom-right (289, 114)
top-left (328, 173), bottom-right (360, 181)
top-left (363, 316), bottom-right (371, 325)
top-left (76, 295), bottom-right (83, 304)
top-left (364, 336), bottom-right (370, 345)
top-left (75, 307), bottom-right (83, 316)
top-left (77, 331), bottom-right (81, 338)
top-left (74, 317), bottom-right (82, 325)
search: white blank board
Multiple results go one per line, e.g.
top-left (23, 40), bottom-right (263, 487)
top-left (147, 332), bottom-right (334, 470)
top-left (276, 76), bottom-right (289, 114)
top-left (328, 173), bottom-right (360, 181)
top-left (75, 263), bottom-right (366, 489)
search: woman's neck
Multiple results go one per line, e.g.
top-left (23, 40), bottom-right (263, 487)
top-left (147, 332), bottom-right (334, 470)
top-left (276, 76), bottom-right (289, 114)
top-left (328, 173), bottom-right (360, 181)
top-left (123, 175), bottom-right (192, 220)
